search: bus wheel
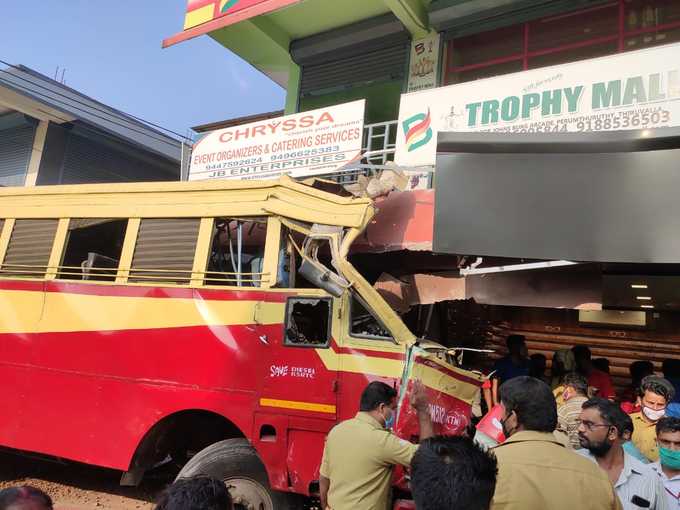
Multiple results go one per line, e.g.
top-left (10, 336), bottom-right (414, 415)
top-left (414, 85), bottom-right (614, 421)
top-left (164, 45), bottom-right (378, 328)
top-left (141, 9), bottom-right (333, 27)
top-left (176, 438), bottom-right (301, 510)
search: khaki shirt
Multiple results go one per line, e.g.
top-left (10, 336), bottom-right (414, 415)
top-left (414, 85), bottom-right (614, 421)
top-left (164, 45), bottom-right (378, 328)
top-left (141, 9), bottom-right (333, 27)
top-left (320, 412), bottom-right (418, 510)
top-left (491, 431), bottom-right (623, 510)
top-left (631, 412), bottom-right (659, 462)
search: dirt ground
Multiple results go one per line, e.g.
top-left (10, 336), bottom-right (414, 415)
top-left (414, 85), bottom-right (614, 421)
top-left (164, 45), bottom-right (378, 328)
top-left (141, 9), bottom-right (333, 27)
top-left (0, 450), bottom-right (170, 510)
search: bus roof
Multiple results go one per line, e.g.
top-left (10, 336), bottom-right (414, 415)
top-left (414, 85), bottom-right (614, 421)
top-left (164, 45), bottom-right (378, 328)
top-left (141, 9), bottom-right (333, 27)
top-left (0, 177), bottom-right (374, 229)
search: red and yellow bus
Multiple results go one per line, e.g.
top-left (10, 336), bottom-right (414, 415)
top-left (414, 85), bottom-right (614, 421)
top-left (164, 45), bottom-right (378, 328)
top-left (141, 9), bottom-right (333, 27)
top-left (0, 177), bottom-right (482, 509)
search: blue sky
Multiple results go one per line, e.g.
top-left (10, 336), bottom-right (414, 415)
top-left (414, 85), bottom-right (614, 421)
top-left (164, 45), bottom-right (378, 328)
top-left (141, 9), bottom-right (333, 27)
top-left (1, 1), bottom-right (285, 139)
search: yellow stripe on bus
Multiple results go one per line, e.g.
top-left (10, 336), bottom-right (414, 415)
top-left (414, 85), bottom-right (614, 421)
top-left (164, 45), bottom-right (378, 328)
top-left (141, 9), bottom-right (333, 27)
top-left (315, 348), bottom-right (404, 378)
top-left (314, 348), bottom-right (481, 404)
top-left (259, 398), bottom-right (336, 414)
top-left (411, 362), bottom-right (480, 405)
top-left (0, 289), bottom-right (285, 334)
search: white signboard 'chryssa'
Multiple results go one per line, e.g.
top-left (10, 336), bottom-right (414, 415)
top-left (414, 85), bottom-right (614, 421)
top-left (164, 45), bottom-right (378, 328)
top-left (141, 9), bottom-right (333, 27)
top-left (189, 100), bottom-right (365, 181)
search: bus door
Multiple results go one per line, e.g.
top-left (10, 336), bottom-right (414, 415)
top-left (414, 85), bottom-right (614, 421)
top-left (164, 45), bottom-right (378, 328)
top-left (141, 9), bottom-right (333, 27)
top-left (257, 291), bottom-right (339, 419)
top-left (335, 292), bottom-right (408, 422)
top-left (253, 291), bottom-right (339, 493)
top-left (256, 220), bottom-right (344, 420)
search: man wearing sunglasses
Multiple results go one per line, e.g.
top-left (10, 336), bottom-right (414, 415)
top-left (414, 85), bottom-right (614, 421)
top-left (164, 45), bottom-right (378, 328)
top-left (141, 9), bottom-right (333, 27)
top-left (578, 398), bottom-right (668, 510)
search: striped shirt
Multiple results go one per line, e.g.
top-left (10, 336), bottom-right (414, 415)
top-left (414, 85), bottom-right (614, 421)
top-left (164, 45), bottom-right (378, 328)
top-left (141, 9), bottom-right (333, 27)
top-left (580, 450), bottom-right (670, 510)
top-left (557, 395), bottom-right (588, 449)
top-left (651, 462), bottom-right (680, 509)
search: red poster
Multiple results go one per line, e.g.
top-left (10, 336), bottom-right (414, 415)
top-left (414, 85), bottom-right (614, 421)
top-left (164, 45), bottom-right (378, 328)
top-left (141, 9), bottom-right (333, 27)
top-left (394, 348), bottom-right (483, 441)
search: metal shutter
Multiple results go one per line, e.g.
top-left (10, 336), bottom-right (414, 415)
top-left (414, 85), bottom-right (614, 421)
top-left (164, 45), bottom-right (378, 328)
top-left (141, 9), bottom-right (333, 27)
top-left (130, 218), bottom-right (200, 284)
top-left (61, 132), bottom-right (168, 184)
top-left (300, 43), bottom-right (408, 96)
top-left (0, 125), bottom-right (35, 187)
top-left (2, 219), bottom-right (58, 278)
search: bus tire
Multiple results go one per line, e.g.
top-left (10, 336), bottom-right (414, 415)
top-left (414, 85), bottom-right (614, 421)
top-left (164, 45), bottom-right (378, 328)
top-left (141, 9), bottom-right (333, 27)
top-left (176, 438), bottom-right (302, 510)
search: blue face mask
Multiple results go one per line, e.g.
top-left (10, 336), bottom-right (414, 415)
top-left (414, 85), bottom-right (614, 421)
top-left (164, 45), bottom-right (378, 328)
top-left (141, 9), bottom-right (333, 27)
top-left (384, 409), bottom-right (395, 430)
top-left (660, 447), bottom-right (680, 470)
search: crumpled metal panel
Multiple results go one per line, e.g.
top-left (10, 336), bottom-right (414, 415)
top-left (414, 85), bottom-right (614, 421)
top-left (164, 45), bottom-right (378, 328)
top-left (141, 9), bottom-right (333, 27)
top-left (352, 190), bottom-right (434, 253)
top-left (396, 346), bottom-right (482, 439)
top-left (374, 272), bottom-right (465, 312)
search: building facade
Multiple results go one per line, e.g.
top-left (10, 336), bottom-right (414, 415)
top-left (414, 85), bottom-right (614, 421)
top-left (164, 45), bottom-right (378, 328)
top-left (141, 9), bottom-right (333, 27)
top-left (165, 0), bottom-right (680, 393)
top-left (166, 1), bottom-right (679, 126)
top-left (0, 65), bottom-right (186, 186)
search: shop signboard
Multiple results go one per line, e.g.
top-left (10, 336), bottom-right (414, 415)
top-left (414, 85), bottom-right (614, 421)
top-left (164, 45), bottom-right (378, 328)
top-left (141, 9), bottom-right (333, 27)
top-left (406, 33), bottom-right (441, 93)
top-left (181, 0), bottom-right (303, 31)
top-left (396, 42), bottom-right (680, 167)
top-left (188, 100), bottom-right (365, 181)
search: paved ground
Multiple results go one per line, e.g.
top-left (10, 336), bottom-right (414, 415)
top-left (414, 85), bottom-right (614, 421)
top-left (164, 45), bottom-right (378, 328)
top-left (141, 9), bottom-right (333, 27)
top-left (0, 450), bottom-right (169, 510)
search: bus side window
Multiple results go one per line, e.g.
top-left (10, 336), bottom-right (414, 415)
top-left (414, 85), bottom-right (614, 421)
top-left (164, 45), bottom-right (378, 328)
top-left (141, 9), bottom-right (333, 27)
top-left (280, 228), bottom-right (331, 291)
top-left (275, 227), bottom-right (298, 289)
top-left (207, 217), bottom-right (267, 287)
top-left (129, 218), bottom-right (200, 285)
top-left (58, 219), bottom-right (127, 281)
top-left (1, 219), bottom-right (58, 279)
top-left (284, 297), bottom-right (331, 347)
top-left (350, 294), bottom-right (394, 341)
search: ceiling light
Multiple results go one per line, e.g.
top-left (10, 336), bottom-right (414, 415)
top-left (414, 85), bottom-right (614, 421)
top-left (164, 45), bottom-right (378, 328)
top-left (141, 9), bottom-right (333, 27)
top-left (641, 304), bottom-right (654, 309)
top-left (636, 296), bottom-right (652, 300)
top-left (631, 284), bottom-right (648, 289)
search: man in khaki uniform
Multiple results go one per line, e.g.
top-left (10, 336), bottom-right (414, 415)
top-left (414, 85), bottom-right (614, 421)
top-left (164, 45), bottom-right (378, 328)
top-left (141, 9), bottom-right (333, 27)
top-left (491, 376), bottom-right (622, 510)
top-left (319, 380), bottom-right (432, 510)
top-left (630, 375), bottom-right (675, 462)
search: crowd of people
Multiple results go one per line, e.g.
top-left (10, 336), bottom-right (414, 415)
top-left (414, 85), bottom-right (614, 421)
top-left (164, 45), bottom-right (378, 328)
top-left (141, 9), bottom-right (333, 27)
top-left (491, 335), bottom-right (680, 464)
top-left (318, 335), bottom-right (680, 509)
top-left (4, 335), bottom-right (680, 510)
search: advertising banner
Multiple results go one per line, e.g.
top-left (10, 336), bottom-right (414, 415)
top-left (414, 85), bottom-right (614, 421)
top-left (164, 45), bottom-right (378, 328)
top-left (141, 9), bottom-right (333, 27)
top-left (182, 0), bottom-right (302, 30)
top-left (395, 346), bottom-right (482, 439)
top-left (189, 100), bottom-right (365, 181)
top-left (391, 346), bottom-right (483, 491)
top-left (407, 33), bottom-right (441, 93)
top-left (396, 42), bottom-right (680, 167)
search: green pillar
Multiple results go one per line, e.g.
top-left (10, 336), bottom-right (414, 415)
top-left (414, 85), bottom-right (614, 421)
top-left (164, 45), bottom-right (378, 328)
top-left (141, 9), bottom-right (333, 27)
top-left (384, 0), bottom-right (430, 38)
top-left (284, 61), bottom-right (301, 114)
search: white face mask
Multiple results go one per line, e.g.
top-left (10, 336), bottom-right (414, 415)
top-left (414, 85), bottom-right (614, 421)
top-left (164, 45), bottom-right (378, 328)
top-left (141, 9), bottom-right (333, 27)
top-left (642, 406), bottom-right (666, 422)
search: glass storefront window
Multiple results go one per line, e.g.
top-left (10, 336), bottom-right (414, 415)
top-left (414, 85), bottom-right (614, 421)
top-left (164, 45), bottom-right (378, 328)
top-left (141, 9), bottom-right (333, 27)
top-left (624, 0), bottom-right (680, 31)
top-left (444, 0), bottom-right (680, 86)
top-left (528, 3), bottom-right (618, 52)
top-left (527, 41), bottom-right (619, 70)
top-left (448, 25), bottom-right (524, 68)
top-left (625, 26), bottom-right (680, 49)
top-left (448, 60), bottom-right (523, 83)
